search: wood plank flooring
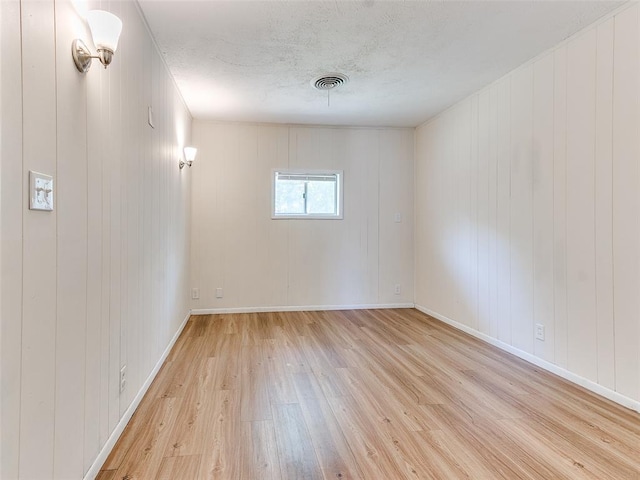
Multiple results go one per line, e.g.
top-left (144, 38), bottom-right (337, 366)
top-left (98, 309), bottom-right (640, 479)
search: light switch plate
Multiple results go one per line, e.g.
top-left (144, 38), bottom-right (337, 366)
top-left (29, 171), bottom-right (54, 211)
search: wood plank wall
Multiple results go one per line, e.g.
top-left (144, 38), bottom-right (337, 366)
top-left (415, 4), bottom-right (639, 407)
top-left (190, 123), bottom-right (415, 310)
top-left (0, 1), bottom-right (193, 478)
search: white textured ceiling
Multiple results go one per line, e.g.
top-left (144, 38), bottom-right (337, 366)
top-left (138, 0), bottom-right (623, 127)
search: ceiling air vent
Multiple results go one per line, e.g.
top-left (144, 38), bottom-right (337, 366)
top-left (312, 73), bottom-right (349, 90)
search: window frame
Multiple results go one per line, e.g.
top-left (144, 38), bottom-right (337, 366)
top-left (271, 168), bottom-right (344, 220)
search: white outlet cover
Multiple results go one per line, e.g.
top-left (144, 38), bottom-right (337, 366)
top-left (119, 365), bottom-right (127, 393)
top-left (29, 171), bottom-right (54, 211)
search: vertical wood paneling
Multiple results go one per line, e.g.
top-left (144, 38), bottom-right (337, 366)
top-left (336, 129), bottom-right (372, 302)
top-left (19, 1), bottom-right (58, 477)
top-left (53, 1), bottom-right (88, 477)
top-left (364, 131), bottom-right (380, 303)
top-left (468, 96), bottom-right (479, 331)
top-left (99, 26), bottom-right (113, 444)
top-left (415, 2), bottom-right (640, 409)
top-left (258, 126), bottom-right (289, 306)
top-left (0, 1), bottom-right (24, 477)
top-left (120, 0), bottom-right (134, 416)
top-left (423, 119), bottom-right (439, 313)
top-left (157, 49), bottom-right (167, 355)
top-left (85, 22), bottom-right (105, 475)
top-left (191, 122), bottom-right (218, 309)
top-left (108, 0), bottom-right (123, 434)
top-left (330, 129), bottom-right (354, 302)
top-left (509, 64), bottom-right (534, 354)
top-left (532, 54), bottom-right (555, 363)
top-left (192, 124), bottom-right (413, 311)
top-left (553, 45), bottom-right (569, 369)
top-left (379, 129), bottom-right (414, 304)
top-left (477, 90), bottom-right (490, 335)
top-left (612, 5), bottom-right (640, 400)
top-left (150, 50), bottom-right (160, 364)
top-left (454, 101), bottom-right (472, 326)
top-left (421, 119), bottom-right (445, 313)
top-left (141, 29), bottom-right (153, 381)
top-left (487, 85), bottom-right (499, 338)
top-left (223, 125), bottom-right (260, 305)
top-left (288, 128), bottom-right (379, 306)
top-left (566, 28), bottom-right (598, 381)
top-left (440, 117), bottom-right (450, 316)
top-left (126, 7), bottom-right (144, 414)
top-left (414, 122), bottom-right (432, 308)
top-left (121, 0), bottom-right (139, 417)
top-left (594, 18), bottom-right (615, 390)
top-left (496, 77), bottom-right (511, 344)
top-left (2, 1), bottom-right (193, 477)
top-left (440, 111), bottom-right (458, 319)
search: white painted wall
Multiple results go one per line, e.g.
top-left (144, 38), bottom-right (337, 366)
top-left (0, 1), bottom-right (192, 478)
top-left (415, 3), bottom-right (639, 408)
top-left (191, 123), bottom-right (414, 311)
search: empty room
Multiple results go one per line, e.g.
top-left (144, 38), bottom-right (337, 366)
top-left (1, 0), bottom-right (640, 479)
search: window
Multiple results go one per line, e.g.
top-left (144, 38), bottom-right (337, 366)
top-left (272, 169), bottom-right (343, 219)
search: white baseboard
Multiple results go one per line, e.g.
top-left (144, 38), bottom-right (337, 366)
top-left (83, 311), bottom-right (192, 480)
top-left (414, 304), bottom-right (640, 414)
top-left (191, 303), bottom-right (415, 315)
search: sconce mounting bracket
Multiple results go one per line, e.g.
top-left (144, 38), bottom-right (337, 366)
top-left (72, 39), bottom-right (92, 73)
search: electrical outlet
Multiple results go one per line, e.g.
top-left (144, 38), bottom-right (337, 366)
top-left (216, 287), bottom-right (223, 298)
top-left (119, 365), bottom-right (127, 394)
top-left (394, 213), bottom-right (402, 223)
top-left (191, 288), bottom-right (200, 300)
top-left (394, 284), bottom-right (401, 295)
top-left (535, 324), bottom-right (545, 341)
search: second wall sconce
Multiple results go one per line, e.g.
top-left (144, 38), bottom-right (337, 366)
top-left (180, 147), bottom-right (197, 169)
top-left (72, 10), bottom-right (123, 73)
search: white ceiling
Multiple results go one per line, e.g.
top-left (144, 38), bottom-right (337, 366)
top-left (138, 0), bottom-right (624, 127)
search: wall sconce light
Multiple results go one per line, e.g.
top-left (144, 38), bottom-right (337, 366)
top-left (72, 10), bottom-right (123, 73)
top-left (180, 147), bottom-right (197, 169)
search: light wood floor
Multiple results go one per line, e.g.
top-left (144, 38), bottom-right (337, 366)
top-left (98, 309), bottom-right (640, 479)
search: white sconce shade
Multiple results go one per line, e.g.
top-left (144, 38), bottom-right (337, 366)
top-left (184, 147), bottom-right (197, 163)
top-left (180, 147), bottom-right (197, 169)
top-left (72, 10), bottom-right (122, 73)
top-left (87, 10), bottom-right (122, 53)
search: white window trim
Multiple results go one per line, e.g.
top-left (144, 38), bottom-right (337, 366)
top-left (271, 168), bottom-right (344, 220)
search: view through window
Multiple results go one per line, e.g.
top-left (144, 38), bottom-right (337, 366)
top-left (272, 170), bottom-right (343, 219)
